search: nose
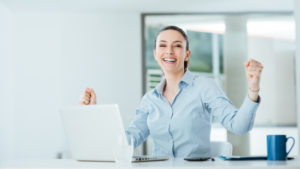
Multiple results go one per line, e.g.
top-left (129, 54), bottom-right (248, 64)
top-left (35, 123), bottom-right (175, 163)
top-left (166, 46), bottom-right (174, 55)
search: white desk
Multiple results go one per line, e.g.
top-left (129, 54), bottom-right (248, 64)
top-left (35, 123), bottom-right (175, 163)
top-left (1, 157), bottom-right (300, 169)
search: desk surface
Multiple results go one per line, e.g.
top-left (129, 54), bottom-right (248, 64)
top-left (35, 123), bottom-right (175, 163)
top-left (1, 157), bottom-right (300, 169)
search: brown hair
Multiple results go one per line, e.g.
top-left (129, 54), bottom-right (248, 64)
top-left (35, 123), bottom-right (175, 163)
top-left (154, 25), bottom-right (190, 72)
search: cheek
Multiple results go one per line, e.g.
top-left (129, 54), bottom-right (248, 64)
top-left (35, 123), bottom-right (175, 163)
top-left (154, 51), bottom-right (161, 61)
top-left (175, 49), bottom-right (186, 58)
top-left (156, 50), bottom-right (165, 57)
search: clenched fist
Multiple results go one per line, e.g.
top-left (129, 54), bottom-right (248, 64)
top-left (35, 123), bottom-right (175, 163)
top-left (244, 59), bottom-right (263, 102)
top-left (80, 88), bottom-right (97, 105)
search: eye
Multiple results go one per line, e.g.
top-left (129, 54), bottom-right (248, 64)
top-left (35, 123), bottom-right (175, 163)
top-left (175, 44), bottom-right (182, 48)
top-left (159, 44), bottom-right (166, 47)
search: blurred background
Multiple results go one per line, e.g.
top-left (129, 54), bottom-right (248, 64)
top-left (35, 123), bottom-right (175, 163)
top-left (0, 0), bottom-right (299, 160)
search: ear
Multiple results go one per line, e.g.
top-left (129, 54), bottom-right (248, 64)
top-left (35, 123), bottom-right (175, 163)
top-left (184, 50), bottom-right (191, 61)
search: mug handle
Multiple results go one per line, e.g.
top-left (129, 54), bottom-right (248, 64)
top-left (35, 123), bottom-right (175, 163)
top-left (286, 136), bottom-right (295, 156)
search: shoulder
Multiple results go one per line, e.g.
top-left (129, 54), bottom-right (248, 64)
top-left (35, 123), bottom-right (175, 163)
top-left (135, 89), bottom-right (158, 115)
top-left (193, 76), bottom-right (224, 99)
top-left (193, 76), bottom-right (218, 89)
top-left (142, 89), bottom-right (156, 100)
top-left (138, 89), bottom-right (156, 107)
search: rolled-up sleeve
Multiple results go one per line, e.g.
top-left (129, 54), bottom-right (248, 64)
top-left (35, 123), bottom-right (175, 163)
top-left (202, 79), bottom-right (260, 135)
top-left (125, 96), bottom-right (150, 149)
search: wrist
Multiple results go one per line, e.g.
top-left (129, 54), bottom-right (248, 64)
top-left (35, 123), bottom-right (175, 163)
top-left (248, 88), bottom-right (259, 102)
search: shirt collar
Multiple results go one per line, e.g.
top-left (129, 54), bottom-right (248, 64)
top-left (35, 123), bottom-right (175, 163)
top-left (180, 70), bottom-right (194, 86)
top-left (153, 70), bottom-right (194, 96)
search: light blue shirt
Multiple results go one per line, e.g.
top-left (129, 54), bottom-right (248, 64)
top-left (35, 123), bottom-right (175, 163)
top-left (126, 70), bottom-right (260, 158)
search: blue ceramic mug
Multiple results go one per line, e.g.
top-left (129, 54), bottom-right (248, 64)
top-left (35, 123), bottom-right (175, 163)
top-left (267, 135), bottom-right (295, 161)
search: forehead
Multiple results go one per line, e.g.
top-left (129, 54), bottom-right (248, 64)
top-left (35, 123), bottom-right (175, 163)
top-left (157, 29), bottom-right (186, 43)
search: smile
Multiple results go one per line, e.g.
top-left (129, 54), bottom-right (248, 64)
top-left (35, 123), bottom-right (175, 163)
top-left (163, 58), bottom-right (177, 63)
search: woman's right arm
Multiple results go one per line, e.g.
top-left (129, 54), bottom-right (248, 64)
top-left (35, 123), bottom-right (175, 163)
top-left (125, 97), bottom-right (150, 149)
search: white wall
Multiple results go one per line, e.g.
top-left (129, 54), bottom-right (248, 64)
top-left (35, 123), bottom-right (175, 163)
top-left (250, 127), bottom-right (298, 156)
top-left (0, 1), bottom-right (14, 160)
top-left (5, 10), bottom-right (141, 159)
top-left (248, 37), bottom-right (296, 125)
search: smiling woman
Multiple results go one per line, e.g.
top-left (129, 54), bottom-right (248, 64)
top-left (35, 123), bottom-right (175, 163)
top-left (125, 25), bottom-right (262, 157)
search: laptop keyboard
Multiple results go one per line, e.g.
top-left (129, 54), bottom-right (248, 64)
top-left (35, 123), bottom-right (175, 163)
top-left (132, 156), bottom-right (169, 162)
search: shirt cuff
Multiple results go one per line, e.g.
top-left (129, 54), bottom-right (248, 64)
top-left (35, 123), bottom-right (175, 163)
top-left (247, 95), bottom-right (261, 104)
top-left (242, 95), bottom-right (260, 116)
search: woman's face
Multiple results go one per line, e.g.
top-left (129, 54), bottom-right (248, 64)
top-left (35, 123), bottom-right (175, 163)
top-left (153, 30), bottom-right (191, 74)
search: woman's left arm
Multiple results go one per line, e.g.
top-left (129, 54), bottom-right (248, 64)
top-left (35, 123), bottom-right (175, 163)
top-left (204, 59), bottom-right (263, 135)
top-left (245, 59), bottom-right (264, 102)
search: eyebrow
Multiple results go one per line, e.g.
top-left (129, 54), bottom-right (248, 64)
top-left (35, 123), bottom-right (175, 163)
top-left (159, 40), bottom-right (183, 43)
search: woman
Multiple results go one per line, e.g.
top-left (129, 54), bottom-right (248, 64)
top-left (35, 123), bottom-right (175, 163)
top-left (80, 26), bottom-right (263, 158)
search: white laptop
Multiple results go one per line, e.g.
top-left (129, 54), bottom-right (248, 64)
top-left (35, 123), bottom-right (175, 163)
top-left (60, 104), bottom-right (126, 162)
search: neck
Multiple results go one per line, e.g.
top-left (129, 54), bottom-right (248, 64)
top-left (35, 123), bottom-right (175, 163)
top-left (163, 70), bottom-right (185, 91)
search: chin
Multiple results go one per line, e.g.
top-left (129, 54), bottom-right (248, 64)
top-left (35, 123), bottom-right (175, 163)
top-left (162, 68), bottom-right (183, 74)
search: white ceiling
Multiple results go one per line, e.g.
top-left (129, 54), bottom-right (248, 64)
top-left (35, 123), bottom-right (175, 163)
top-left (0, 0), bottom-right (295, 12)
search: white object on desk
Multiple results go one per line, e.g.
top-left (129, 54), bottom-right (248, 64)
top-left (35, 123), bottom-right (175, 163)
top-left (210, 141), bottom-right (233, 157)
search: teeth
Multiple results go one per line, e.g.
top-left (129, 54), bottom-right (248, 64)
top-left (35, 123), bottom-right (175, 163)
top-left (164, 58), bottom-right (176, 62)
